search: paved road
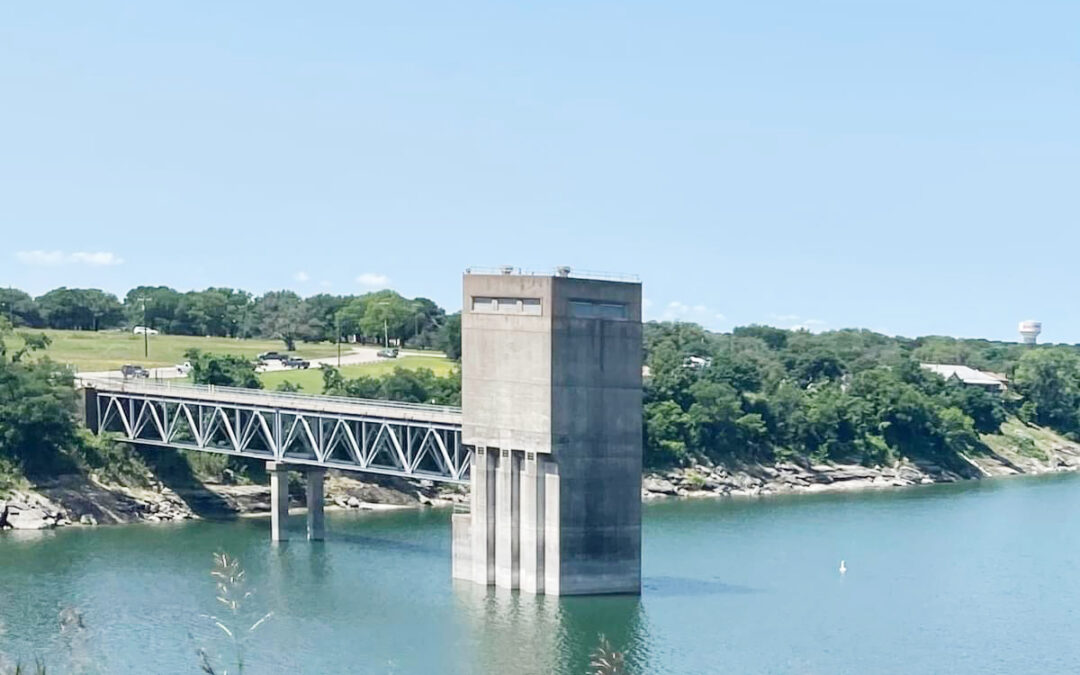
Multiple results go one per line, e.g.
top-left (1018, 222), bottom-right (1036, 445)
top-left (256, 346), bottom-right (384, 374)
top-left (80, 346), bottom-right (445, 380)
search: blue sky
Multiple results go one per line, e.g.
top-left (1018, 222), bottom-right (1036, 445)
top-left (2, 1), bottom-right (1077, 342)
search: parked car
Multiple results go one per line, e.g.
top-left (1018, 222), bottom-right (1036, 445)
top-left (257, 351), bottom-right (286, 361)
top-left (132, 326), bottom-right (159, 335)
top-left (282, 356), bottom-right (310, 369)
top-left (121, 364), bottom-right (150, 378)
top-left (376, 348), bottom-right (399, 359)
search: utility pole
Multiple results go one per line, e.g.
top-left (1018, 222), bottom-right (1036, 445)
top-left (373, 300), bottom-right (392, 349)
top-left (137, 295), bottom-right (151, 358)
top-left (336, 312), bottom-right (342, 367)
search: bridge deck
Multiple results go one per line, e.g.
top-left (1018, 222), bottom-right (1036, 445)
top-left (78, 377), bottom-right (462, 426)
top-left (78, 376), bottom-right (468, 483)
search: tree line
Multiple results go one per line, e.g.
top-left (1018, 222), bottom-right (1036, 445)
top-left (644, 323), bottom-right (1080, 469)
top-left (0, 285), bottom-right (461, 354)
top-left (9, 290), bottom-right (1080, 482)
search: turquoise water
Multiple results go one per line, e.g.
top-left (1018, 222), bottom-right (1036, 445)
top-left (3, 474), bottom-right (1080, 673)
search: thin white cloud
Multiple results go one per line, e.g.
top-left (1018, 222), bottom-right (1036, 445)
top-left (789, 318), bottom-right (828, 332)
top-left (293, 271), bottom-right (310, 282)
top-left (770, 313), bottom-right (827, 332)
top-left (356, 272), bottom-right (391, 289)
top-left (319, 280), bottom-right (333, 288)
top-left (657, 301), bottom-right (725, 326)
top-left (16, 250), bottom-right (124, 266)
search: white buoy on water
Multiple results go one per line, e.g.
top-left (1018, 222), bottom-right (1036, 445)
top-left (839, 560), bottom-right (847, 575)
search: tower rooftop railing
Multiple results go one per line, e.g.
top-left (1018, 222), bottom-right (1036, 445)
top-left (464, 266), bottom-right (640, 283)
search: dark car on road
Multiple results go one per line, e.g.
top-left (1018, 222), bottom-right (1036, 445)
top-left (376, 348), bottom-right (399, 359)
top-left (257, 351), bottom-right (286, 361)
top-left (121, 364), bottom-right (150, 378)
top-left (283, 356), bottom-right (310, 369)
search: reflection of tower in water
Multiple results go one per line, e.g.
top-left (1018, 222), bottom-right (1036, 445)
top-left (452, 582), bottom-right (652, 674)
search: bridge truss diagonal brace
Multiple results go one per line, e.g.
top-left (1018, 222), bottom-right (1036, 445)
top-left (93, 391), bottom-right (469, 484)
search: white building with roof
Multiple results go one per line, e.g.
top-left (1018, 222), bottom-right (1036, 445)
top-left (920, 363), bottom-right (1007, 392)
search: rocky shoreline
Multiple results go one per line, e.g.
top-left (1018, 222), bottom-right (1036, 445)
top-left (5, 427), bottom-right (1080, 531)
top-left (642, 431), bottom-right (1080, 500)
top-left (0, 473), bottom-right (468, 531)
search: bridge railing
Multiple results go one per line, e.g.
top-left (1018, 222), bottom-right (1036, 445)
top-left (76, 375), bottom-right (462, 416)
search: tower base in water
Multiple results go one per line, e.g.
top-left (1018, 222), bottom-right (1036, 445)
top-left (452, 269), bottom-right (642, 596)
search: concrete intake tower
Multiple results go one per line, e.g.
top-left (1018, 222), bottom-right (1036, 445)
top-left (451, 267), bottom-right (643, 595)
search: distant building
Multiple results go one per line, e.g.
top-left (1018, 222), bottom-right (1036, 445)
top-left (920, 363), bottom-right (1007, 392)
top-left (684, 355), bottom-right (711, 370)
top-left (1019, 320), bottom-right (1042, 345)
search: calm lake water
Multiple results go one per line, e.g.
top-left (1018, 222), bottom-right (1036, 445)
top-left (3, 473), bottom-right (1080, 674)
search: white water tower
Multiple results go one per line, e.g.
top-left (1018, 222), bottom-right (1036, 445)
top-left (1019, 320), bottom-right (1042, 345)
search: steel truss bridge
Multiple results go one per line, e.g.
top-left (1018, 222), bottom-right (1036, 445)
top-left (80, 378), bottom-right (468, 483)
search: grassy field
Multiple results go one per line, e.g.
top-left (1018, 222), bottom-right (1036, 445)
top-left (259, 355), bottom-right (457, 393)
top-left (11, 329), bottom-right (340, 372)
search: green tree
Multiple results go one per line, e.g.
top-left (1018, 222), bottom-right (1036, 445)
top-left (942, 383), bottom-right (1005, 434)
top-left (733, 324), bottom-right (789, 350)
top-left (0, 321), bottom-right (80, 477)
top-left (1013, 349), bottom-right (1080, 433)
top-left (185, 349), bottom-right (262, 389)
top-left (644, 400), bottom-right (691, 465)
top-left (123, 286), bottom-right (182, 332)
top-left (359, 292), bottom-right (414, 346)
top-left (256, 291), bottom-right (315, 350)
top-left (335, 298), bottom-right (367, 339)
top-left (439, 313), bottom-right (462, 360)
top-left (37, 288), bottom-right (124, 330)
top-left (0, 288), bottom-right (43, 327)
top-left (303, 294), bottom-right (348, 342)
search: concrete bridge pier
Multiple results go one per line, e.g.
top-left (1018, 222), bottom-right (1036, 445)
top-left (267, 462), bottom-right (327, 542)
top-left (268, 461), bottom-right (289, 542)
top-left (306, 468), bottom-right (326, 541)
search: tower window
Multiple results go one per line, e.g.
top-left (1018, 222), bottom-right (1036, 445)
top-left (569, 300), bottom-right (628, 320)
top-left (471, 297), bottom-right (542, 315)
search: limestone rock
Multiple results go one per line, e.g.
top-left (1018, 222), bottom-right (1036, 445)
top-left (828, 465), bottom-right (879, 481)
top-left (11, 508), bottom-right (53, 530)
top-left (897, 466), bottom-right (923, 482)
top-left (643, 477), bottom-right (678, 495)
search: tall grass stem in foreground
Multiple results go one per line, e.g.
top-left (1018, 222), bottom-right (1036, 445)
top-left (589, 634), bottom-right (628, 674)
top-left (197, 552), bottom-right (273, 675)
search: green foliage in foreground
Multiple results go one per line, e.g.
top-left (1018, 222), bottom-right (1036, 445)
top-left (0, 320), bottom-right (82, 482)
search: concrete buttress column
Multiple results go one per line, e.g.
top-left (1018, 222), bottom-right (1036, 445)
top-left (267, 461), bottom-right (289, 542)
top-left (470, 447), bottom-right (496, 585)
top-left (495, 449), bottom-right (521, 589)
top-left (451, 512), bottom-right (473, 580)
top-left (519, 453), bottom-right (545, 594)
top-left (306, 468), bottom-right (326, 541)
top-left (543, 470), bottom-right (561, 596)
